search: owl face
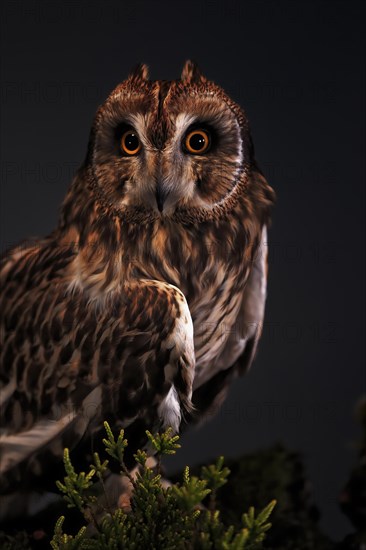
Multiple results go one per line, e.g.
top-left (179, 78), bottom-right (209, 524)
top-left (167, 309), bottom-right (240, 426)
top-left (89, 61), bottom-right (249, 218)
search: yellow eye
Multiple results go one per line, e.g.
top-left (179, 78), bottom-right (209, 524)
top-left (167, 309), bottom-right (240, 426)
top-left (184, 129), bottom-right (211, 154)
top-left (120, 130), bottom-right (142, 155)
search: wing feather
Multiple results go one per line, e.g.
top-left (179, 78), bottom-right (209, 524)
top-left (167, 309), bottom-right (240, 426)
top-left (0, 386), bottom-right (102, 476)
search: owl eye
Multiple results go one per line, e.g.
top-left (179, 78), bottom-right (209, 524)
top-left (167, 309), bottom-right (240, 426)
top-left (120, 130), bottom-right (142, 156)
top-left (184, 129), bottom-right (211, 155)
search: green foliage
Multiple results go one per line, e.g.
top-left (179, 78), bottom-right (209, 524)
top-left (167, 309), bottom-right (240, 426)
top-left (56, 449), bottom-right (97, 512)
top-left (214, 444), bottom-right (334, 550)
top-left (146, 427), bottom-right (181, 455)
top-left (201, 456), bottom-right (230, 512)
top-left (51, 423), bottom-right (275, 550)
top-left (171, 466), bottom-right (211, 510)
top-left (102, 421), bottom-right (128, 467)
top-left (52, 518), bottom-right (87, 550)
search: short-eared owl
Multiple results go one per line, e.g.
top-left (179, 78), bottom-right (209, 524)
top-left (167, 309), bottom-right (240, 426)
top-left (0, 60), bottom-right (274, 518)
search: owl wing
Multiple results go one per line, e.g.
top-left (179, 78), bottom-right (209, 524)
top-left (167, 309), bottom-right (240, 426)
top-left (0, 239), bottom-right (195, 495)
top-left (0, 240), bottom-right (105, 493)
top-left (190, 225), bottom-right (268, 418)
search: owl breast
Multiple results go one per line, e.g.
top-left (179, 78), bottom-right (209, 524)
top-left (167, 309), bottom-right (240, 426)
top-left (129, 213), bottom-right (252, 387)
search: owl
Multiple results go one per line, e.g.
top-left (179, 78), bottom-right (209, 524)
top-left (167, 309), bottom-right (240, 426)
top-left (0, 61), bottom-right (274, 519)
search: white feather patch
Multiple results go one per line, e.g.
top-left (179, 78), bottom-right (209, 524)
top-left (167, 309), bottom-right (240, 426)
top-left (157, 385), bottom-right (181, 433)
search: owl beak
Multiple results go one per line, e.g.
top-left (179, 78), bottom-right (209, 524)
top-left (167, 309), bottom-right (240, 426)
top-left (155, 185), bottom-right (167, 213)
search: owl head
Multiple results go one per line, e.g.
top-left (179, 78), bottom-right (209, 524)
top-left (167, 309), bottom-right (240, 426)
top-left (78, 60), bottom-right (266, 224)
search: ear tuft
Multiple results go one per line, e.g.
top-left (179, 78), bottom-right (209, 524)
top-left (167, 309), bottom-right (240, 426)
top-left (181, 60), bottom-right (206, 84)
top-left (128, 63), bottom-right (149, 82)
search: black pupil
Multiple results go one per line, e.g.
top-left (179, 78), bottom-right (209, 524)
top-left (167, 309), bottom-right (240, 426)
top-left (189, 133), bottom-right (206, 151)
top-left (125, 133), bottom-right (139, 151)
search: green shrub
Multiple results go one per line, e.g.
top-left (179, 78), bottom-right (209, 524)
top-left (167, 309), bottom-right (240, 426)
top-left (51, 423), bottom-right (275, 550)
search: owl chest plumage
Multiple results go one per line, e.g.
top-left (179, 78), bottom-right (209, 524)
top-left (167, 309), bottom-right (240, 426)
top-left (123, 211), bottom-right (253, 378)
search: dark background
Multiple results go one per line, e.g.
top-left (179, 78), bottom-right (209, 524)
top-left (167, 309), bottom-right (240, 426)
top-left (0, 0), bottom-right (364, 539)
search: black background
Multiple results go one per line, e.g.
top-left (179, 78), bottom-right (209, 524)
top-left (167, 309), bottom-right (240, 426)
top-left (1, 0), bottom-right (365, 539)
